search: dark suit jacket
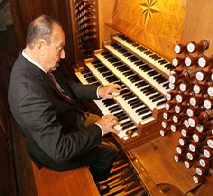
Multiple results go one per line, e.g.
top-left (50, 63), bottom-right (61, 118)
top-left (8, 52), bottom-right (102, 171)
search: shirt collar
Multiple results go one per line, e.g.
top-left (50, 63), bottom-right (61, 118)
top-left (22, 50), bottom-right (47, 74)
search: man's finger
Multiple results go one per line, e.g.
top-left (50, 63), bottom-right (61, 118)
top-left (110, 128), bottom-right (120, 134)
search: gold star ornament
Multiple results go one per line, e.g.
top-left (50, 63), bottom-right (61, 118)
top-left (140, 0), bottom-right (160, 25)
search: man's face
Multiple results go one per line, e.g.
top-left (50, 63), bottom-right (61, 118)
top-left (44, 24), bottom-right (65, 72)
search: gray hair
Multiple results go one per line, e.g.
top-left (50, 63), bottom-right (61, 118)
top-left (26, 15), bottom-right (62, 49)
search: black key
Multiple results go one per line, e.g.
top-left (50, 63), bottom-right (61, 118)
top-left (138, 108), bottom-right (150, 115)
top-left (144, 87), bottom-right (155, 94)
top-left (115, 111), bottom-right (126, 117)
top-left (86, 77), bottom-right (97, 83)
top-left (149, 93), bottom-right (161, 99)
top-left (128, 75), bottom-right (141, 81)
top-left (163, 82), bottom-right (169, 87)
top-left (144, 51), bottom-right (153, 55)
top-left (81, 69), bottom-right (90, 74)
top-left (122, 123), bottom-right (134, 130)
top-left (121, 120), bottom-right (132, 127)
top-left (123, 94), bottom-right (135, 100)
top-left (104, 54), bottom-right (114, 59)
top-left (113, 111), bottom-right (125, 117)
top-left (114, 81), bottom-right (123, 86)
top-left (119, 115), bottom-right (129, 121)
top-left (140, 86), bottom-right (151, 92)
top-left (94, 63), bottom-right (104, 68)
top-left (157, 99), bottom-right (167, 106)
top-left (110, 43), bottom-right (119, 47)
top-left (137, 46), bottom-right (147, 52)
top-left (148, 70), bottom-right (158, 76)
top-left (128, 56), bottom-right (139, 62)
top-left (149, 54), bottom-right (161, 60)
top-left (129, 127), bottom-right (137, 132)
top-left (122, 92), bottom-right (131, 97)
top-left (98, 67), bottom-right (109, 72)
top-left (134, 61), bottom-right (145, 66)
top-left (123, 52), bottom-right (132, 57)
top-left (117, 65), bottom-right (130, 72)
top-left (101, 51), bottom-right (110, 56)
top-left (118, 48), bottom-right (128, 54)
top-left (142, 67), bottom-right (152, 72)
top-left (129, 99), bottom-right (141, 106)
top-left (109, 106), bottom-right (121, 113)
top-left (113, 62), bottom-right (123, 67)
top-left (102, 72), bottom-right (112, 77)
top-left (128, 98), bottom-right (140, 104)
top-left (91, 81), bottom-right (101, 85)
top-left (125, 39), bottom-right (134, 44)
top-left (120, 89), bottom-right (130, 95)
top-left (167, 64), bottom-right (175, 70)
top-left (83, 73), bottom-right (93, 78)
top-left (152, 96), bottom-right (164, 102)
top-left (132, 102), bottom-right (143, 109)
top-left (106, 75), bottom-right (118, 82)
top-left (132, 43), bottom-right (140, 47)
top-left (135, 106), bottom-right (147, 113)
top-left (142, 113), bottom-right (152, 120)
top-left (153, 75), bottom-right (161, 80)
top-left (113, 45), bottom-right (122, 50)
top-left (103, 101), bottom-right (116, 107)
top-left (118, 35), bottom-right (127, 40)
top-left (135, 81), bottom-right (148, 87)
top-left (108, 57), bottom-right (120, 63)
top-left (158, 59), bottom-right (168, 65)
top-left (123, 70), bottom-right (135, 76)
top-left (146, 89), bottom-right (158, 96)
top-left (92, 60), bottom-right (101, 65)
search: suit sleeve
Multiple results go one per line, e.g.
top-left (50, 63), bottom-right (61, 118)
top-left (68, 80), bottom-right (99, 100)
top-left (19, 94), bottom-right (102, 163)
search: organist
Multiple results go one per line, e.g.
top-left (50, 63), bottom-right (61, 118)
top-left (8, 14), bottom-right (122, 195)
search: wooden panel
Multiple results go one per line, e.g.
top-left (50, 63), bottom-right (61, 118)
top-left (0, 71), bottom-right (17, 196)
top-left (10, 116), bottom-right (38, 196)
top-left (110, 0), bottom-right (186, 61)
top-left (130, 137), bottom-right (200, 194)
top-left (0, 120), bottom-right (17, 196)
top-left (180, 0), bottom-right (213, 56)
top-left (32, 162), bottom-right (100, 196)
top-left (97, 0), bottom-right (116, 48)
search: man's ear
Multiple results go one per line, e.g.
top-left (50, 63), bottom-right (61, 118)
top-left (37, 39), bottom-right (47, 56)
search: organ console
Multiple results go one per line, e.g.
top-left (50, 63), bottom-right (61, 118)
top-left (73, 0), bottom-right (213, 195)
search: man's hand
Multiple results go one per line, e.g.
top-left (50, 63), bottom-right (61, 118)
top-left (98, 84), bottom-right (121, 99)
top-left (96, 114), bottom-right (120, 135)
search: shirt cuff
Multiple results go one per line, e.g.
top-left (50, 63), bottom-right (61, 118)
top-left (96, 86), bottom-right (101, 99)
top-left (95, 123), bottom-right (103, 136)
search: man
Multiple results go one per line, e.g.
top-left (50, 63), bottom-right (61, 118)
top-left (8, 15), bottom-right (121, 194)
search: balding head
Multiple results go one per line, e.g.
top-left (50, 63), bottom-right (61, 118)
top-left (26, 15), bottom-right (63, 49)
top-left (24, 15), bottom-right (65, 73)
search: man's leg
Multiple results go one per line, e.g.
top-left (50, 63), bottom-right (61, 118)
top-left (83, 112), bottom-right (119, 182)
top-left (89, 140), bottom-right (119, 182)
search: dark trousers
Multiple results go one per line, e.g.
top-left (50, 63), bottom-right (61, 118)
top-left (38, 112), bottom-right (119, 182)
top-left (80, 112), bottom-right (119, 182)
top-left (71, 140), bottom-right (119, 182)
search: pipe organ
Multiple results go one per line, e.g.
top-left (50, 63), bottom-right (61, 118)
top-left (74, 0), bottom-right (97, 58)
top-left (73, 0), bottom-right (213, 195)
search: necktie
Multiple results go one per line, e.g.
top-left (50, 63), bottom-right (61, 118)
top-left (47, 72), bottom-right (72, 102)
